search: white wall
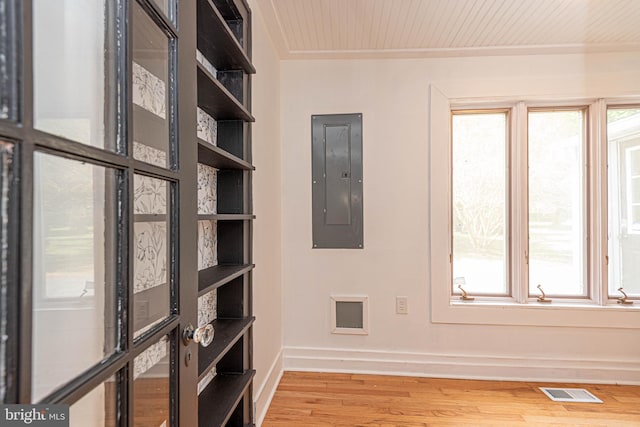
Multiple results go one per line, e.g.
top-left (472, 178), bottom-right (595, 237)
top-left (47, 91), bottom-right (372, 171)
top-left (248, 0), bottom-right (283, 424)
top-left (279, 52), bottom-right (640, 383)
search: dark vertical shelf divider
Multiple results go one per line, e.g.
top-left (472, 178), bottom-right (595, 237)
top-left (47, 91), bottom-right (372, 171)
top-left (218, 169), bottom-right (245, 214)
top-left (217, 121), bottom-right (245, 159)
top-left (196, 0), bottom-right (254, 425)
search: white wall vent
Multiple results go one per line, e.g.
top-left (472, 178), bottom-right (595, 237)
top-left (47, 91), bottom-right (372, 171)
top-left (539, 387), bottom-right (603, 403)
top-left (331, 296), bottom-right (368, 335)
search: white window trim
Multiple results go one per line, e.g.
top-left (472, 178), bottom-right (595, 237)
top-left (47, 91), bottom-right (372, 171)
top-left (428, 86), bottom-right (640, 329)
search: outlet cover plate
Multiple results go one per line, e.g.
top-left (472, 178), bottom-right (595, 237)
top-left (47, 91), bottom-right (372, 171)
top-left (396, 296), bottom-right (408, 314)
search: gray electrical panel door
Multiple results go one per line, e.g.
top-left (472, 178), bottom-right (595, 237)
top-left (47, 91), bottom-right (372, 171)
top-left (312, 113), bottom-right (363, 248)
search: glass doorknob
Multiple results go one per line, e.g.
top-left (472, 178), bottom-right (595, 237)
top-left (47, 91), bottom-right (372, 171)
top-left (182, 323), bottom-right (214, 347)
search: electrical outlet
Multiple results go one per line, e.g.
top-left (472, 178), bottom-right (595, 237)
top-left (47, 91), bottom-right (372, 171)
top-left (396, 296), bottom-right (408, 314)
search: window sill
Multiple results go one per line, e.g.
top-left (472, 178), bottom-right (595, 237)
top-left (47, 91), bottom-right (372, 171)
top-left (432, 298), bottom-right (640, 329)
top-left (450, 298), bottom-right (640, 309)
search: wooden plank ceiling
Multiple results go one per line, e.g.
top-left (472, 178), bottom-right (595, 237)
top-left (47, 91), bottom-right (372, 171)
top-left (255, 0), bottom-right (640, 58)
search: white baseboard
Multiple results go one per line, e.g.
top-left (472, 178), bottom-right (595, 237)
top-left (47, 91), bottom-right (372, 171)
top-left (254, 349), bottom-right (284, 427)
top-left (283, 346), bottom-right (640, 385)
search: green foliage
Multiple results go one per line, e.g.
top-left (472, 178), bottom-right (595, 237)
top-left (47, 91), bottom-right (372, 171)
top-left (607, 109), bottom-right (640, 123)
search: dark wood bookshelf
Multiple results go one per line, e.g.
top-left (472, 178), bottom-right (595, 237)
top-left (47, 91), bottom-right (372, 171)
top-left (198, 317), bottom-right (254, 379)
top-left (196, 0), bottom-right (254, 424)
top-left (198, 214), bottom-right (254, 221)
top-left (197, 0), bottom-right (255, 74)
top-left (198, 264), bottom-right (254, 296)
top-left (197, 63), bottom-right (254, 122)
top-left (197, 370), bottom-right (255, 427)
top-left (198, 140), bottom-right (254, 170)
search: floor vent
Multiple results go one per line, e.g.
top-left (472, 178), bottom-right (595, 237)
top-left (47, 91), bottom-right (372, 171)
top-left (539, 387), bottom-right (603, 403)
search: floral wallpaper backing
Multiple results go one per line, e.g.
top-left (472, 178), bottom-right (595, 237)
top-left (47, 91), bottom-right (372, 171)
top-left (131, 58), bottom-right (219, 390)
top-left (132, 60), bottom-right (168, 168)
top-left (134, 222), bottom-right (168, 294)
top-left (133, 335), bottom-right (169, 380)
top-left (197, 107), bottom-right (218, 146)
top-left (133, 141), bottom-right (167, 168)
top-left (198, 289), bottom-right (217, 328)
top-left (198, 220), bottom-right (217, 270)
top-left (134, 174), bottom-right (167, 215)
top-left (196, 49), bottom-right (218, 78)
top-left (132, 61), bottom-right (166, 119)
top-left (197, 163), bottom-right (217, 214)
top-left (196, 50), bottom-right (218, 146)
top-left (133, 174), bottom-right (168, 294)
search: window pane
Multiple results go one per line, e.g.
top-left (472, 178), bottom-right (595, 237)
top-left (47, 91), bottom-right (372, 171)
top-left (452, 113), bottom-right (508, 295)
top-left (134, 336), bottom-right (171, 427)
top-left (132, 2), bottom-right (170, 168)
top-left (528, 110), bottom-right (585, 296)
top-left (33, 0), bottom-right (114, 150)
top-left (32, 153), bottom-right (117, 401)
top-left (133, 175), bottom-right (170, 338)
top-left (607, 108), bottom-right (640, 297)
top-left (69, 375), bottom-right (117, 427)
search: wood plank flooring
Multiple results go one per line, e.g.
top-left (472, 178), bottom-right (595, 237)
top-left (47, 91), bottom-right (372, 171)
top-left (263, 372), bottom-right (640, 426)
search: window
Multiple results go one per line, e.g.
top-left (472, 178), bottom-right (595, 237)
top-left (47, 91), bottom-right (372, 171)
top-left (607, 108), bottom-right (640, 298)
top-left (527, 109), bottom-right (587, 297)
top-left (451, 107), bottom-right (590, 300)
top-left (445, 97), bottom-right (640, 303)
top-left (452, 111), bottom-right (508, 296)
top-left (429, 87), bottom-right (640, 328)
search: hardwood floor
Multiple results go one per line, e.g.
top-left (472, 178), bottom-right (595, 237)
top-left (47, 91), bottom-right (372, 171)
top-left (263, 372), bottom-right (640, 426)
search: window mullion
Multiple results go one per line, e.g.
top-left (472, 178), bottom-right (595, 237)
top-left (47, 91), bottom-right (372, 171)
top-left (588, 100), bottom-right (606, 305)
top-left (512, 101), bottom-right (529, 303)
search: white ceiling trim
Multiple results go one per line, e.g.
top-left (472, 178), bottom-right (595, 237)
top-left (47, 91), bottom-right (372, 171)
top-left (283, 42), bottom-right (640, 60)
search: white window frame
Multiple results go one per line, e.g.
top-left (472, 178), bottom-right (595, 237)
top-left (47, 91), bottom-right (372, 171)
top-left (429, 86), bottom-right (640, 329)
top-left (450, 109), bottom-right (511, 298)
top-left (525, 105), bottom-right (589, 300)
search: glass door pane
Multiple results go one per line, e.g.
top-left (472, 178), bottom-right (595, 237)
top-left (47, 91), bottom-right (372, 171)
top-left (133, 174), bottom-right (171, 339)
top-left (69, 375), bottom-right (118, 427)
top-left (33, 0), bottom-right (115, 150)
top-left (132, 2), bottom-right (170, 169)
top-left (0, 141), bottom-right (14, 402)
top-left (0, 1), bottom-right (17, 121)
top-left (32, 153), bottom-right (118, 401)
top-left (133, 336), bottom-right (171, 427)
